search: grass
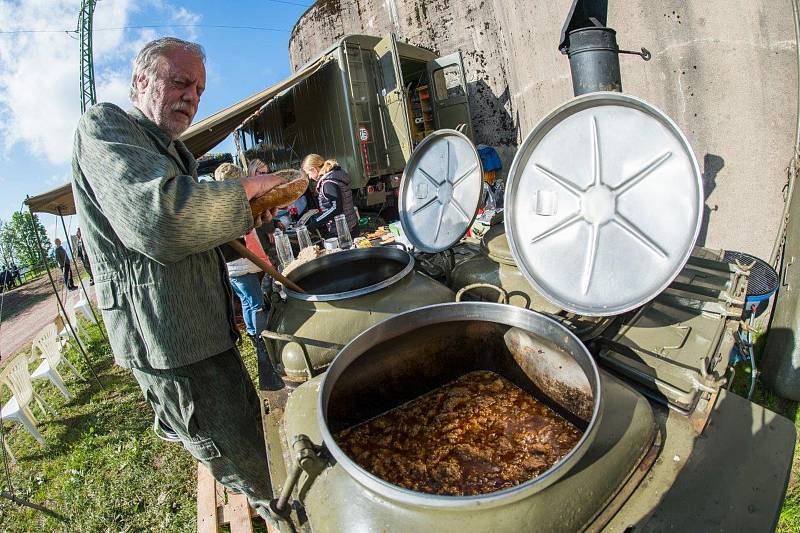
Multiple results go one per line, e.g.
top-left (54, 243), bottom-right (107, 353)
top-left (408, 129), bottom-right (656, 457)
top-left (0, 317), bottom-right (262, 532)
top-left (729, 330), bottom-right (800, 533)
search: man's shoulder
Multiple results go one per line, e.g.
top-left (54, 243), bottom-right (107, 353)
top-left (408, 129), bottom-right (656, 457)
top-left (78, 102), bottom-right (136, 133)
top-left (83, 102), bottom-right (130, 120)
top-left (75, 103), bottom-right (156, 155)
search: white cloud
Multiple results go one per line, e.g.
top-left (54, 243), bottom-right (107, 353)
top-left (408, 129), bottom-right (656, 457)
top-left (0, 0), bottom-right (202, 165)
top-left (46, 171), bottom-right (71, 187)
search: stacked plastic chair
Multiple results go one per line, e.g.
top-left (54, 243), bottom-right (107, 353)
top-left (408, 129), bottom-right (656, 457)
top-left (30, 323), bottom-right (85, 401)
top-left (0, 354), bottom-right (54, 463)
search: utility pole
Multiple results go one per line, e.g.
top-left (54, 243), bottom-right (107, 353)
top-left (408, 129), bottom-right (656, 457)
top-left (78, 0), bottom-right (97, 113)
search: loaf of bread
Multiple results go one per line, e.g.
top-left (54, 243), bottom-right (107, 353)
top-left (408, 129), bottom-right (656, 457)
top-left (249, 169), bottom-right (308, 217)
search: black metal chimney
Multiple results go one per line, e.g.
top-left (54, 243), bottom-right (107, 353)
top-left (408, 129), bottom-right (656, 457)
top-left (559, 0), bottom-right (650, 96)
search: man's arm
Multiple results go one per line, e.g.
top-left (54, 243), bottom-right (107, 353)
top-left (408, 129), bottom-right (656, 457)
top-left (74, 103), bottom-right (254, 264)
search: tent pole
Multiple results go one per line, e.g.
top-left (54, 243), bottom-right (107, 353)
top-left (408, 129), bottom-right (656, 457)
top-left (0, 491), bottom-right (68, 521)
top-left (26, 205), bottom-right (103, 389)
top-left (56, 207), bottom-right (108, 345)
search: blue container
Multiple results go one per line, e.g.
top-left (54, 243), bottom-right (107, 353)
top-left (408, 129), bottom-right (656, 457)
top-left (723, 251), bottom-right (778, 315)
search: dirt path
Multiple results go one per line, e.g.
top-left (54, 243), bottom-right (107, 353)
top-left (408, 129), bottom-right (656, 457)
top-left (0, 274), bottom-right (96, 363)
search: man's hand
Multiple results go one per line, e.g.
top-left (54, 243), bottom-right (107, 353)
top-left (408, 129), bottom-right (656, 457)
top-left (253, 208), bottom-right (276, 228)
top-left (240, 173), bottom-right (287, 201)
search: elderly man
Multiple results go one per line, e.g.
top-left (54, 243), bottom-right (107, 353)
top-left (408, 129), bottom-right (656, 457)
top-left (71, 37), bottom-right (283, 518)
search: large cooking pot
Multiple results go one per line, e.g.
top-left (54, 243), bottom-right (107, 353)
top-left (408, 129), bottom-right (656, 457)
top-left (279, 302), bottom-right (657, 532)
top-left (319, 302), bottom-right (602, 508)
top-left (264, 246), bottom-right (454, 380)
top-left (451, 224), bottom-right (614, 340)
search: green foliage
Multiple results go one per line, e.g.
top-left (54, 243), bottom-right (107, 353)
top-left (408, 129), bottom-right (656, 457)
top-left (0, 221), bottom-right (15, 267)
top-left (0, 212), bottom-right (51, 269)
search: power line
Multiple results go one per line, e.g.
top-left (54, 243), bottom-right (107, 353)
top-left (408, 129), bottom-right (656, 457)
top-left (0, 0), bottom-right (312, 35)
top-left (0, 24), bottom-right (292, 35)
top-left (263, 0), bottom-right (312, 6)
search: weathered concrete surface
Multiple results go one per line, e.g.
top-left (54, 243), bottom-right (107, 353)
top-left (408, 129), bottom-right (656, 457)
top-left (288, 0), bottom-right (798, 259)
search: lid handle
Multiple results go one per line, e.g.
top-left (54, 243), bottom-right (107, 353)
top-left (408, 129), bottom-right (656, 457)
top-left (618, 47), bottom-right (652, 61)
top-left (456, 283), bottom-right (509, 304)
top-left (535, 190), bottom-right (559, 216)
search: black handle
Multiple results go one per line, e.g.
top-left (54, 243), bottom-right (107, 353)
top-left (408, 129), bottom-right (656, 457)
top-left (619, 47), bottom-right (651, 61)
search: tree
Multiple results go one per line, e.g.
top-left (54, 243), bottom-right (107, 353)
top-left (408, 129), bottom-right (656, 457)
top-left (1, 212), bottom-right (51, 269)
top-left (0, 220), bottom-right (15, 267)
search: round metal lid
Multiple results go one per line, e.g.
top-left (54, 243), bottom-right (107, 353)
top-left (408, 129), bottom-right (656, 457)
top-left (505, 92), bottom-right (703, 316)
top-left (399, 129), bottom-right (483, 253)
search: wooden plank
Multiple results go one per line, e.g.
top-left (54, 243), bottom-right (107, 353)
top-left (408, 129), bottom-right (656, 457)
top-left (196, 463), bottom-right (218, 533)
top-left (197, 458), bottom-right (278, 532)
top-left (219, 499), bottom-right (257, 524)
top-left (225, 491), bottom-right (255, 533)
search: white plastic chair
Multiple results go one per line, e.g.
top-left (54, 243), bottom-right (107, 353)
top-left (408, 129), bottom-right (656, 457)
top-left (1, 354), bottom-right (52, 462)
top-left (74, 298), bottom-right (97, 325)
top-left (30, 324), bottom-right (84, 401)
top-left (56, 311), bottom-right (88, 354)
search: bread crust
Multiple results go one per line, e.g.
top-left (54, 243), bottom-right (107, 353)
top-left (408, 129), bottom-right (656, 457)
top-left (249, 170), bottom-right (308, 216)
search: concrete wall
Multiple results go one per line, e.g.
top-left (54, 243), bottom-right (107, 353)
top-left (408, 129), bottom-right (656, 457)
top-left (288, 0), bottom-right (798, 259)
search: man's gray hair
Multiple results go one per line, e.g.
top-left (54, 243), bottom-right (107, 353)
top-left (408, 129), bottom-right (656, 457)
top-left (129, 37), bottom-right (206, 102)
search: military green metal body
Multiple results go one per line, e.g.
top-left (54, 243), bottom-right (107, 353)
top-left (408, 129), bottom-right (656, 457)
top-left (259, 231), bottom-right (796, 532)
top-left (235, 34), bottom-right (473, 205)
top-left (264, 255), bottom-right (454, 380)
top-left (451, 224), bottom-right (613, 339)
top-left (763, 165), bottom-right (800, 400)
top-left (283, 371), bottom-right (655, 532)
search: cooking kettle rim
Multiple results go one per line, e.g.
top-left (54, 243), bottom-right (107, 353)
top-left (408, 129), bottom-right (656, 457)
top-left (316, 301), bottom-right (604, 509)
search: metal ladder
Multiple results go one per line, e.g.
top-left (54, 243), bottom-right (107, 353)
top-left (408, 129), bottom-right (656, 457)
top-left (343, 42), bottom-right (379, 177)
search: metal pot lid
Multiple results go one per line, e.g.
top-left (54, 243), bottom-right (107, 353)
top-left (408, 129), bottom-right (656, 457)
top-left (505, 92), bottom-right (703, 316)
top-left (399, 129), bottom-right (483, 253)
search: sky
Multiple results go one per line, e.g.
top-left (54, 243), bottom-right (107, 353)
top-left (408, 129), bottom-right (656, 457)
top-left (0, 0), bottom-right (311, 250)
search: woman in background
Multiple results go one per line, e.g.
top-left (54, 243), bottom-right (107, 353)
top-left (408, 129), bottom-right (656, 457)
top-left (301, 154), bottom-right (358, 236)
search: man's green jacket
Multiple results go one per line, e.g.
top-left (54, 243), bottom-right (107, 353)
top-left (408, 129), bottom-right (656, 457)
top-left (72, 103), bottom-right (254, 369)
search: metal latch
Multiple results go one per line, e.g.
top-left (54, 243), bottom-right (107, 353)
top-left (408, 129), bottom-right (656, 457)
top-left (269, 434), bottom-right (325, 519)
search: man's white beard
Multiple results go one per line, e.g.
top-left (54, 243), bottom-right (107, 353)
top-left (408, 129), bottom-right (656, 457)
top-left (139, 88), bottom-right (190, 140)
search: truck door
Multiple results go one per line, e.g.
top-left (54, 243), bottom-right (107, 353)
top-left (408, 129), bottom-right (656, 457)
top-left (374, 34), bottom-right (413, 162)
top-left (427, 52), bottom-right (474, 140)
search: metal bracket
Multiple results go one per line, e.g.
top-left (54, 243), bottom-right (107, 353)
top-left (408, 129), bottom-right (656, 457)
top-left (269, 434), bottom-right (325, 519)
top-left (261, 329), bottom-right (343, 379)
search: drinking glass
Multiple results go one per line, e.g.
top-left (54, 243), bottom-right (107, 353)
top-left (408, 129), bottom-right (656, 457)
top-left (274, 229), bottom-right (295, 269)
top-left (296, 225), bottom-right (313, 251)
top-left (335, 214), bottom-right (353, 249)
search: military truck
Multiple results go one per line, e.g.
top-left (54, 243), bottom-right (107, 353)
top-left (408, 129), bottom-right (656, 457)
top-left (234, 34), bottom-right (473, 211)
